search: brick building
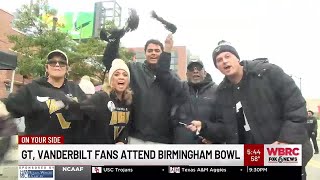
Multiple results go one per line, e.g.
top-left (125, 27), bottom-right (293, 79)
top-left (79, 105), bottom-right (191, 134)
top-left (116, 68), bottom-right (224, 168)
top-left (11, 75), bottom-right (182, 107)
top-left (128, 46), bottom-right (190, 80)
top-left (0, 9), bottom-right (31, 98)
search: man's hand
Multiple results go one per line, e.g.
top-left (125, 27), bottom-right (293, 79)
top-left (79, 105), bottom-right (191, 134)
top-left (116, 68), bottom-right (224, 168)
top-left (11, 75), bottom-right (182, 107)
top-left (164, 33), bottom-right (173, 53)
top-left (272, 141), bottom-right (288, 145)
top-left (202, 138), bottom-right (212, 144)
top-left (186, 120), bottom-right (202, 133)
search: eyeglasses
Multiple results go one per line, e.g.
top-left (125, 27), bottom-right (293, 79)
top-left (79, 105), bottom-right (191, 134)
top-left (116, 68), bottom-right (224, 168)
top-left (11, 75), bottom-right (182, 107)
top-left (47, 59), bottom-right (67, 67)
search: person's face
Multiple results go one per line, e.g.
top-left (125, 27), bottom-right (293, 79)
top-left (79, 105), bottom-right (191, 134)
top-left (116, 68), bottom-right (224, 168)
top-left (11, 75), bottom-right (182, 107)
top-left (186, 63), bottom-right (206, 84)
top-left (111, 69), bottom-right (129, 93)
top-left (45, 55), bottom-right (68, 79)
top-left (145, 43), bottom-right (162, 65)
top-left (308, 112), bottom-right (313, 117)
top-left (215, 52), bottom-right (241, 77)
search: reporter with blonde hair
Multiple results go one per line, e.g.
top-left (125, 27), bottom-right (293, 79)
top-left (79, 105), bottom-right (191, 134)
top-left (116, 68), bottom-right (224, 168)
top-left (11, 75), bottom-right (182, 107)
top-left (79, 59), bottom-right (132, 144)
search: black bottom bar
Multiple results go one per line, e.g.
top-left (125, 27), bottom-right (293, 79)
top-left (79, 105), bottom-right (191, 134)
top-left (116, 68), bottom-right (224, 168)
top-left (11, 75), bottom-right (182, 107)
top-left (91, 166), bottom-right (302, 180)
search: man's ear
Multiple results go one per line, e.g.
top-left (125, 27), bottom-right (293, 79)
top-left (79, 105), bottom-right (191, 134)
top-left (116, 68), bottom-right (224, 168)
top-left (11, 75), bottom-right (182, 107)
top-left (203, 70), bottom-right (207, 77)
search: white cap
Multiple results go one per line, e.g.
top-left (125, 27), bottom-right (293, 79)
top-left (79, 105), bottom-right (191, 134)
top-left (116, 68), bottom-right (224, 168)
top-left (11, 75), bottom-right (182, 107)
top-left (108, 59), bottom-right (130, 85)
top-left (47, 49), bottom-right (68, 64)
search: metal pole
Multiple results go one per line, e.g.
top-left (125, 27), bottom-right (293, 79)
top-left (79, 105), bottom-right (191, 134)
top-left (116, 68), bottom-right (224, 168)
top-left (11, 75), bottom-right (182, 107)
top-left (52, 17), bottom-right (58, 31)
top-left (79, 26), bottom-right (82, 43)
top-left (300, 77), bottom-right (302, 92)
top-left (10, 70), bottom-right (16, 93)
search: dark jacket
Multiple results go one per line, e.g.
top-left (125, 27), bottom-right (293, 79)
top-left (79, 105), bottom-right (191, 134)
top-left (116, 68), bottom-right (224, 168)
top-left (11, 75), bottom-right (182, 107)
top-left (103, 57), bottom-right (176, 143)
top-left (80, 91), bottom-right (130, 144)
top-left (307, 116), bottom-right (318, 135)
top-left (171, 74), bottom-right (220, 143)
top-left (211, 59), bottom-right (313, 167)
top-left (3, 77), bottom-right (87, 143)
top-left (156, 52), bottom-right (225, 144)
top-left (214, 60), bottom-right (309, 144)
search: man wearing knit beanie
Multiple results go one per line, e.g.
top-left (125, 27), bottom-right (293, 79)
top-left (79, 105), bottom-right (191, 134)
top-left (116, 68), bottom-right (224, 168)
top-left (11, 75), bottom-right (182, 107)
top-left (212, 40), bottom-right (240, 68)
top-left (189, 40), bottom-right (313, 180)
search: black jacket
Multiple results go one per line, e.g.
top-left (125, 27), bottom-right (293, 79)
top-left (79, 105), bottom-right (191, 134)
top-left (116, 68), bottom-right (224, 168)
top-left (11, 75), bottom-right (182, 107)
top-left (80, 91), bottom-right (130, 144)
top-left (212, 60), bottom-right (313, 167)
top-left (103, 57), bottom-right (176, 143)
top-left (171, 74), bottom-right (220, 143)
top-left (214, 60), bottom-right (309, 144)
top-left (307, 116), bottom-right (318, 135)
top-left (156, 52), bottom-right (225, 144)
top-left (3, 77), bottom-right (87, 143)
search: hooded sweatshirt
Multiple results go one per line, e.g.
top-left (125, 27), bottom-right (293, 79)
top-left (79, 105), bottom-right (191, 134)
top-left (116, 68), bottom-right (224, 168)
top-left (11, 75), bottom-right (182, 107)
top-left (3, 77), bottom-right (87, 143)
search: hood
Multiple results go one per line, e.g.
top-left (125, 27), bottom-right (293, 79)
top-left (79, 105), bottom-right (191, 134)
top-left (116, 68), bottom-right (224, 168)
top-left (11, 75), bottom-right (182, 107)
top-left (33, 77), bottom-right (53, 88)
top-left (188, 72), bottom-right (216, 92)
top-left (33, 77), bottom-right (74, 104)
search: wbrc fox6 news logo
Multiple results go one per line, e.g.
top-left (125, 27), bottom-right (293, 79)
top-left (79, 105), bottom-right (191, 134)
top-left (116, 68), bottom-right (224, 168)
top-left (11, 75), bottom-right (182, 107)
top-left (19, 166), bottom-right (54, 179)
top-left (267, 147), bottom-right (299, 163)
top-left (168, 166), bottom-right (180, 173)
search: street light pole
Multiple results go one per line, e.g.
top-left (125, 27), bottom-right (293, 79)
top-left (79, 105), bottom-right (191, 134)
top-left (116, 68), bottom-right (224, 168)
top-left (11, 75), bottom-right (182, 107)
top-left (52, 17), bottom-right (58, 31)
top-left (290, 74), bottom-right (302, 92)
top-left (299, 76), bottom-right (302, 93)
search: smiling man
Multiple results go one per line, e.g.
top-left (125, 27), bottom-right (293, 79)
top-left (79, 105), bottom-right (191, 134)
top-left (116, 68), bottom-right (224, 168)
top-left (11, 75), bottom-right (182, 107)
top-left (171, 59), bottom-right (219, 143)
top-left (102, 37), bottom-right (180, 144)
top-left (187, 40), bottom-right (313, 180)
top-left (153, 35), bottom-right (221, 144)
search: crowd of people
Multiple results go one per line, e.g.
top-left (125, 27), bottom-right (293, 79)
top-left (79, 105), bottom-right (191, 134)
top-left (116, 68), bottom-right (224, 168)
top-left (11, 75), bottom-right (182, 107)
top-left (0, 32), bottom-right (318, 180)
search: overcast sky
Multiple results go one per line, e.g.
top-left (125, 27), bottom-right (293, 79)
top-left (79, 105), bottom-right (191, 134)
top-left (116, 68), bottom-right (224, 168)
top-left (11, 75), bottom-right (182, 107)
top-left (2, 0), bottom-right (320, 98)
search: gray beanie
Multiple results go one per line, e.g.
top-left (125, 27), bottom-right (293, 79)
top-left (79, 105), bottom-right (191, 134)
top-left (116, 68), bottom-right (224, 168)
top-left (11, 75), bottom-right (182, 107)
top-left (212, 41), bottom-right (240, 67)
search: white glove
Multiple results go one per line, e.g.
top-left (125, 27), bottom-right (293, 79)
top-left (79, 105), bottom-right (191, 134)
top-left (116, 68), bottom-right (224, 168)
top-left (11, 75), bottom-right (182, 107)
top-left (55, 100), bottom-right (66, 110)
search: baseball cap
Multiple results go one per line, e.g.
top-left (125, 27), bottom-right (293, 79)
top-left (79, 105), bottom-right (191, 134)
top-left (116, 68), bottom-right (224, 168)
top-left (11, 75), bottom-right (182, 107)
top-left (187, 59), bottom-right (204, 70)
top-left (47, 49), bottom-right (68, 64)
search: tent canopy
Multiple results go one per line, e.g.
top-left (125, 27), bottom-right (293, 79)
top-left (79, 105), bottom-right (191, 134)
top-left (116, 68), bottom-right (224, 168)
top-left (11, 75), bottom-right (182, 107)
top-left (0, 51), bottom-right (17, 70)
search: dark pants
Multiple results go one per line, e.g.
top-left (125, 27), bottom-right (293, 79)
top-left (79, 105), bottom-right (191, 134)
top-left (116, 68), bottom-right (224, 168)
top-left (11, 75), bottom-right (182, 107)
top-left (310, 132), bottom-right (319, 153)
top-left (302, 140), bottom-right (313, 180)
top-left (301, 167), bottom-right (306, 180)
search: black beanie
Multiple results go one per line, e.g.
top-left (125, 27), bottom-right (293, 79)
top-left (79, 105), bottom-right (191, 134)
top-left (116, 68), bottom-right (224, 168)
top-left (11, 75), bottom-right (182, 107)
top-left (212, 42), bottom-right (240, 67)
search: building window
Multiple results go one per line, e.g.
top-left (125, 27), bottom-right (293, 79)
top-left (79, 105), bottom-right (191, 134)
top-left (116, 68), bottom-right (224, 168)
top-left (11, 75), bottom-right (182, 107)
top-left (171, 51), bottom-right (178, 58)
top-left (171, 57), bottom-right (178, 65)
top-left (135, 51), bottom-right (145, 59)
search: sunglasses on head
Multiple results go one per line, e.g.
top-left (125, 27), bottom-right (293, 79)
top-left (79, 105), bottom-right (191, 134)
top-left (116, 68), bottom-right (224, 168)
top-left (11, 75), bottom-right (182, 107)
top-left (47, 59), bottom-right (67, 67)
top-left (187, 64), bottom-right (203, 71)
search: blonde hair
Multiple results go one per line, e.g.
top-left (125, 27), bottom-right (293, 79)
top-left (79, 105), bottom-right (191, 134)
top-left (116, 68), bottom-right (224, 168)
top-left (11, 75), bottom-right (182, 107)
top-left (102, 74), bottom-right (133, 105)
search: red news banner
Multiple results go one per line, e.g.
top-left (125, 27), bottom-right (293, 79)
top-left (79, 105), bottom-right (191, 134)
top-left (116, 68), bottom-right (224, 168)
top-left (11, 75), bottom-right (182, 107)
top-left (244, 144), bottom-right (302, 166)
top-left (18, 135), bottom-right (64, 144)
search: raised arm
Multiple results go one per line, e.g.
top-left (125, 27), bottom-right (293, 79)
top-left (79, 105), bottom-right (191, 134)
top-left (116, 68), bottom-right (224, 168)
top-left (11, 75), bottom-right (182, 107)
top-left (156, 34), bottom-right (188, 105)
